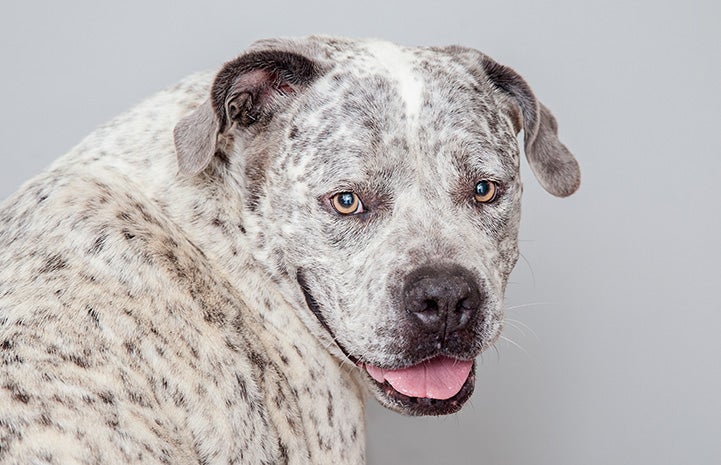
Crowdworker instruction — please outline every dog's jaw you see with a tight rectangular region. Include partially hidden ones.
[296,269,478,416]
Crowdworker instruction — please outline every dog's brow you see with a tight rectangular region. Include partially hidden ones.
[364,40,424,124]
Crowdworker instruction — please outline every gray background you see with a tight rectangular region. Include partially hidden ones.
[2,1,719,464]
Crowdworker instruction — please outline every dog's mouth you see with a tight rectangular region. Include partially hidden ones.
[297,270,476,415]
[361,356,476,416]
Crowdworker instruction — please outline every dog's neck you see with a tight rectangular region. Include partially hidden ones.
[156,160,368,463]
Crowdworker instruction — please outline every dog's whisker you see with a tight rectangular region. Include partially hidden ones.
[504,301,558,311]
[502,319,528,337]
[498,335,528,355]
[490,343,501,363]
[503,318,540,341]
[518,251,537,288]
[506,319,541,341]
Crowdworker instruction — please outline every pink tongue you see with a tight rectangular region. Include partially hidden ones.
[365,356,473,400]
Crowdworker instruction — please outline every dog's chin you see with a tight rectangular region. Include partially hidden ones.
[362,360,476,416]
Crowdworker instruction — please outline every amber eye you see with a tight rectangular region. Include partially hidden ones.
[474,180,498,203]
[331,192,364,215]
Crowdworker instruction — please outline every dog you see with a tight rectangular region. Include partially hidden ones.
[0,36,580,464]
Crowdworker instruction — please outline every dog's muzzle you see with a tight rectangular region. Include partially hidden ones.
[297,265,485,415]
[359,265,482,415]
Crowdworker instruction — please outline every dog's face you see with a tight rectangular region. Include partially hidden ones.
[174,37,580,415]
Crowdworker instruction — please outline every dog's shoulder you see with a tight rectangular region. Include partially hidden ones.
[0,72,296,464]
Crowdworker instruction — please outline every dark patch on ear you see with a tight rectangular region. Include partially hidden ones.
[211,50,321,133]
[481,56,581,197]
[481,58,539,136]
[174,49,321,177]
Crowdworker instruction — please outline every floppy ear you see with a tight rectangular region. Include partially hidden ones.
[481,56,581,197]
[173,99,219,176]
[174,50,321,176]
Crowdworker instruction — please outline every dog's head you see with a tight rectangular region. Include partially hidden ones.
[174,37,580,415]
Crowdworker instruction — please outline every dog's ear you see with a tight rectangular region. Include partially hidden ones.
[174,50,321,176]
[481,56,580,197]
[173,99,219,176]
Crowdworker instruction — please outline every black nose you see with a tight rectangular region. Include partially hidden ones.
[403,265,482,336]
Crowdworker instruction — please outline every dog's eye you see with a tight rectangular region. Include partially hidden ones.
[474,180,498,203]
[331,192,364,215]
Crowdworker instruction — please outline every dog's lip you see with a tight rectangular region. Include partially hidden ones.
[361,355,473,400]
[296,270,360,363]
[364,360,477,415]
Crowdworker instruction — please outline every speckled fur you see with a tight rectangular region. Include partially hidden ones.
[0,36,579,464]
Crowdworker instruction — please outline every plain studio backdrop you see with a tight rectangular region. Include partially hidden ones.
[1,1,719,464]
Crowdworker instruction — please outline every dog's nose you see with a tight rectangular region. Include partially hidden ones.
[403,266,482,336]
